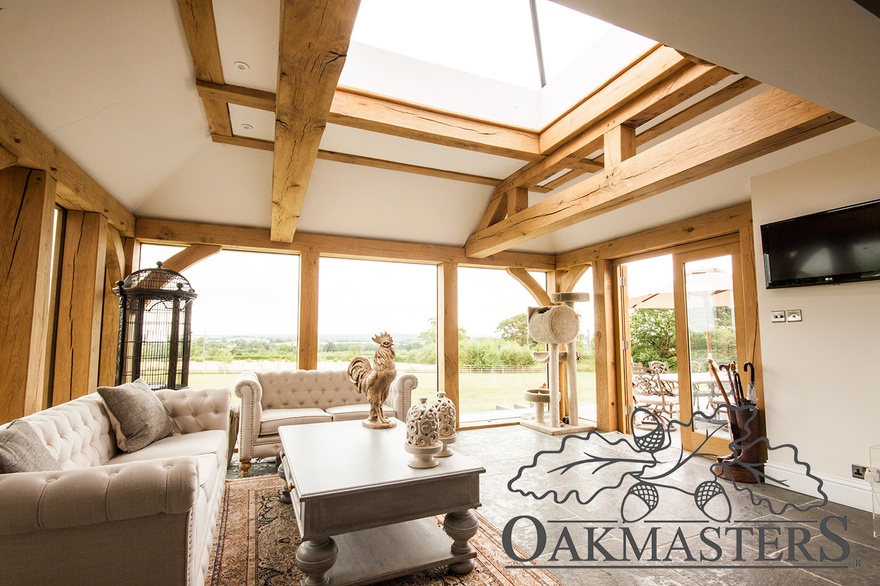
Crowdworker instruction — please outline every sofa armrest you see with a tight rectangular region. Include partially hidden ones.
[156,386,230,434]
[387,373,418,419]
[0,457,199,536]
[234,372,263,462]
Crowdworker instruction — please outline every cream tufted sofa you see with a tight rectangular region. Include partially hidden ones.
[0,387,229,586]
[234,369,417,475]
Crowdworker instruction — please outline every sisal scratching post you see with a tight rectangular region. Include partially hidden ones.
[523,304,593,435]
[552,292,591,426]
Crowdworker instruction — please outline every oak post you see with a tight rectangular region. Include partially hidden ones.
[98,229,126,387]
[593,260,619,431]
[298,251,320,370]
[0,168,55,420]
[604,125,637,167]
[437,262,460,427]
[53,211,107,404]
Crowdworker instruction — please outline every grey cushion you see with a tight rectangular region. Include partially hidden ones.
[0,420,63,473]
[98,379,173,452]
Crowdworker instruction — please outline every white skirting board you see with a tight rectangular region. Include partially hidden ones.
[764,460,873,513]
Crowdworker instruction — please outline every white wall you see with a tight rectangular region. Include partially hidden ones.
[750,136,880,511]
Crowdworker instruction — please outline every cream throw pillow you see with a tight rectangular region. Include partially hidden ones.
[98,379,173,452]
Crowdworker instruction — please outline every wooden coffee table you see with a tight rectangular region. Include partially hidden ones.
[278,419,485,586]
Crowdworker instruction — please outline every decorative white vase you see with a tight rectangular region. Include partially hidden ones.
[429,391,457,457]
[404,397,442,468]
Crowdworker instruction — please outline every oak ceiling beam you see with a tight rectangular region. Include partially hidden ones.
[211,133,504,188]
[635,76,761,148]
[135,217,556,271]
[465,89,850,258]
[329,89,540,160]
[471,62,734,231]
[196,80,275,111]
[271,0,360,243]
[539,45,689,153]
[0,144,17,170]
[315,150,502,187]
[177,0,232,136]
[556,203,752,269]
[0,92,135,236]
[490,61,732,200]
[197,81,540,161]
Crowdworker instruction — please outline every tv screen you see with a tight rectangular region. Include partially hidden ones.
[760,198,880,288]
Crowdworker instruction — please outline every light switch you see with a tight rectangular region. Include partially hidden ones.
[786,309,802,322]
[771,310,786,323]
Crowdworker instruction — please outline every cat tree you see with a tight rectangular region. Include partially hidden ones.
[521,292,592,435]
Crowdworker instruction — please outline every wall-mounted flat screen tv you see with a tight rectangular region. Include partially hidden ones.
[760,198,880,289]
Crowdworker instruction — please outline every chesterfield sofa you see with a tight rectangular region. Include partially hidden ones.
[234,369,417,475]
[0,386,230,586]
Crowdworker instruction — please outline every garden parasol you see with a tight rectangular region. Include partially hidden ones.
[628,268,733,359]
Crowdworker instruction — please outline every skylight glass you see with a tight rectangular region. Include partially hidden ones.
[352,0,541,89]
[344,0,656,128]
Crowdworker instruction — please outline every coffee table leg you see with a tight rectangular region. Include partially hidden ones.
[296,537,338,586]
[278,461,292,504]
[443,509,479,575]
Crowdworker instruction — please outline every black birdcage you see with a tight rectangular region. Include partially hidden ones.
[114,262,197,390]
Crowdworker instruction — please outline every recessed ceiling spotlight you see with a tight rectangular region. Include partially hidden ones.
[233,61,249,71]
[240,123,254,130]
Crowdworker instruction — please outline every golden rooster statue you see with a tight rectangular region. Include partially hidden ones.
[347,332,397,429]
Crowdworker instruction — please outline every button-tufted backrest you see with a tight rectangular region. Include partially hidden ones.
[257,370,364,411]
[156,387,230,434]
[18,394,117,469]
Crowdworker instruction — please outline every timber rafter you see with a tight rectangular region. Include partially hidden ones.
[135,217,556,271]
[466,89,851,258]
[271,0,360,243]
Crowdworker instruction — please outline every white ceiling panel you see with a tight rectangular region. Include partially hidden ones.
[213,0,279,93]
[138,141,273,228]
[319,124,529,179]
[0,0,206,209]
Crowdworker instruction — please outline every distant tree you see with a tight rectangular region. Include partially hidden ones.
[496,313,529,347]
[630,308,677,370]
[418,317,467,345]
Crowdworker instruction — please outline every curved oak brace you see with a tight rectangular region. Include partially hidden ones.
[162,243,222,273]
[506,267,553,306]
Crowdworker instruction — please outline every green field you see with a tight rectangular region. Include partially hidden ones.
[186,368,597,419]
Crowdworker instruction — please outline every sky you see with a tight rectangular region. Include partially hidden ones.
[350,0,617,89]
[138,245,594,340]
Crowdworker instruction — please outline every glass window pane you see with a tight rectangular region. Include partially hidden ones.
[457,267,547,425]
[317,258,437,394]
[685,255,736,436]
[571,268,596,423]
[138,245,300,389]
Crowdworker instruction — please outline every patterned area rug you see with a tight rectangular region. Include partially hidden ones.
[209,475,562,585]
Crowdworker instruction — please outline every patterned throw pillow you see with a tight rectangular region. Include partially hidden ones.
[97,378,173,452]
[0,419,63,473]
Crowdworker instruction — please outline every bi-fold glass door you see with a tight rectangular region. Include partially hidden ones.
[617,237,745,454]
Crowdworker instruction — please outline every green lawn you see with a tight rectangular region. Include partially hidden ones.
[186,368,597,419]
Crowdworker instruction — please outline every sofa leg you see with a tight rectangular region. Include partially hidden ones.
[239,458,251,477]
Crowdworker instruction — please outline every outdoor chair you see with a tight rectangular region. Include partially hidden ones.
[632,362,680,426]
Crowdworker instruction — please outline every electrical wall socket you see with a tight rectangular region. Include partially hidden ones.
[771,310,786,323]
[852,464,867,479]
[786,309,803,322]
